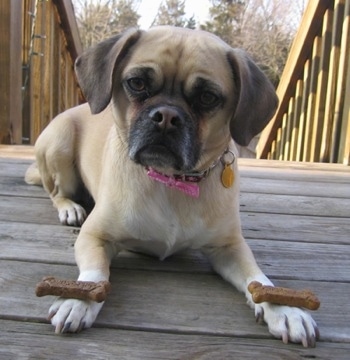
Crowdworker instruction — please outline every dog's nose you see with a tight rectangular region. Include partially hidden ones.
[149,107,182,130]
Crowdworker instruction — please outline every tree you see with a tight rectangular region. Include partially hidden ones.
[73,0,140,49]
[186,15,196,29]
[237,0,299,86]
[201,0,304,86]
[200,0,245,46]
[111,0,141,32]
[152,0,187,27]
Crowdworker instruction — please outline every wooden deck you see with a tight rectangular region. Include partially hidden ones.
[0,146,349,359]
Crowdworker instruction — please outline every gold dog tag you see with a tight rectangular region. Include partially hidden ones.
[221,164,234,188]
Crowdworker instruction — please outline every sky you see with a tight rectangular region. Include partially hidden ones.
[137,0,211,29]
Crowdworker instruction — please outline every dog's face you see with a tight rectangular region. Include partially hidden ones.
[75,27,278,172]
[121,28,240,172]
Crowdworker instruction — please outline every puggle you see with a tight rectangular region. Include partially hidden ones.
[25,26,318,347]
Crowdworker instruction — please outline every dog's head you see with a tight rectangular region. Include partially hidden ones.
[75,26,278,172]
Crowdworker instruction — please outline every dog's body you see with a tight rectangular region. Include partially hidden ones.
[26,26,318,346]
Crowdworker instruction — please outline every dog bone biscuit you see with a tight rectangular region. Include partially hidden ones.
[248,281,320,310]
[35,276,111,303]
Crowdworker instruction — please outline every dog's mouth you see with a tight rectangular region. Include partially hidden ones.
[133,144,184,171]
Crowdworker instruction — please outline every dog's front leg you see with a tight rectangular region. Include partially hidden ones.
[48,220,117,334]
[202,237,319,347]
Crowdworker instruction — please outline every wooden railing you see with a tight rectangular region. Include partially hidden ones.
[0,0,83,145]
[257,0,350,165]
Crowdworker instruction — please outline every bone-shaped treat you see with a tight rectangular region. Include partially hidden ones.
[248,281,320,310]
[35,276,111,303]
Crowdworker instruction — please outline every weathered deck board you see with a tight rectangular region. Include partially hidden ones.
[0,147,349,358]
[2,321,350,360]
[1,221,349,281]
[1,199,349,245]
[2,191,349,224]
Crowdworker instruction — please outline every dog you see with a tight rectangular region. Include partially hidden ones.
[25,26,318,347]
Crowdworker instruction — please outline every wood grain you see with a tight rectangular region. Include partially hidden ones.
[0,153,349,357]
[2,320,350,360]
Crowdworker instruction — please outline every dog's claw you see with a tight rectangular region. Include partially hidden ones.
[63,322,72,333]
[282,331,289,344]
[55,321,64,334]
[301,316,318,348]
[310,334,317,348]
[281,315,289,344]
[255,306,264,323]
[302,336,309,348]
[47,311,55,321]
[77,321,86,333]
[315,325,320,340]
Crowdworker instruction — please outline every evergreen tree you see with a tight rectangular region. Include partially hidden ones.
[186,15,196,29]
[111,0,141,32]
[200,0,245,46]
[152,0,186,27]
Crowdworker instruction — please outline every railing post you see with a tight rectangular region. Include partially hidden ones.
[0,0,23,144]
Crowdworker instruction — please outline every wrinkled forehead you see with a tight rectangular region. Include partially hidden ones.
[123,27,233,88]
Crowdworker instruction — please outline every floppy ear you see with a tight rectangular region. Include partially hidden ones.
[75,28,143,114]
[227,49,278,146]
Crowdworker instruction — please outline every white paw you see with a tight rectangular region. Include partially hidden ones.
[255,303,319,347]
[48,298,103,334]
[58,201,87,226]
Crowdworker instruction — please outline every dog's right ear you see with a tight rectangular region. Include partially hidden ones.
[75,28,143,114]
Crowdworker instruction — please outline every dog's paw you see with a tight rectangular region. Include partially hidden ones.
[255,303,319,347]
[48,298,103,334]
[57,200,87,226]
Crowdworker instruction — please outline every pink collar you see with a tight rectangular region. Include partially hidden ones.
[146,149,234,198]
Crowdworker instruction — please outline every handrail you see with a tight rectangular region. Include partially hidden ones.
[53,0,82,59]
[257,0,350,165]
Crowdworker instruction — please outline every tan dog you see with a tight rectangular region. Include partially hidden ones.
[25,26,318,346]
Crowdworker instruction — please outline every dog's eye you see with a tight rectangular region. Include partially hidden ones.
[199,92,218,106]
[127,78,146,92]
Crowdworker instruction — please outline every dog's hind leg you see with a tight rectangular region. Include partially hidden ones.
[39,155,87,226]
[47,164,87,227]
[34,118,87,227]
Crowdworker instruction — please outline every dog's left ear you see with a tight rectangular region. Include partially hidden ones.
[75,28,143,114]
[227,49,279,146]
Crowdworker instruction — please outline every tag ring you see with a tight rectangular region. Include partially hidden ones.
[221,149,236,166]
